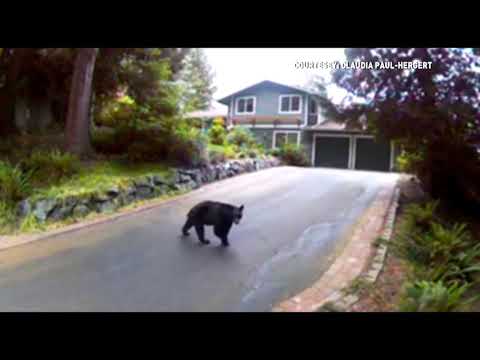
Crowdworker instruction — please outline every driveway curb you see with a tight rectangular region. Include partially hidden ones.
[272,183,400,312]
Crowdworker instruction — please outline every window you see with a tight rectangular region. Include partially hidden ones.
[273,131,300,149]
[235,96,256,115]
[309,99,318,114]
[279,95,302,114]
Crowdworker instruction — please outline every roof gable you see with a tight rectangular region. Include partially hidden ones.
[217,80,315,105]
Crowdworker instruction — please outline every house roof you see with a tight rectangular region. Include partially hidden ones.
[185,101,228,119]
[304,120,367,133]
[217,80,322,105]
[303,120,347,132]
[185,109,227,119]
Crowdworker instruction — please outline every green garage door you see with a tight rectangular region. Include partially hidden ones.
[314,137,350,168]
[355,138,391,172]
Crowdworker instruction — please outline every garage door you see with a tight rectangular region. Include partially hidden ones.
[354,138,391,172]
[314,137,350,168]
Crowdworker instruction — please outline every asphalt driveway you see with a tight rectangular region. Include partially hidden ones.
[0,166,399,311]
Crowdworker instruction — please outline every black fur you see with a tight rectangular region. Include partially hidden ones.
[182,201,244,247]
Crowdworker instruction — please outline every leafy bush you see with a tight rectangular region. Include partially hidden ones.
[416,140,480,212]
[267,148,281,157]
[22,149,81,185]
[248,149,258,159]
[127,140,168,162]
[209,150,226,164]
[208,144,236,164]
[394,201,480,285]
[95,95,138,128]
[226,126,257,148]
[208,117,226,145]
[399,280,477,312]
[396,150,423,173]
[0,161,32,203]
[169,125,208,167]
[0,201,16,234]
[277,143,309,166]
[401,200,439,235]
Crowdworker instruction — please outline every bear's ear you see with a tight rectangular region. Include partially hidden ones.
[239,205,244,211]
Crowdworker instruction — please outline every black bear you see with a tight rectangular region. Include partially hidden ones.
[182,201,244,247]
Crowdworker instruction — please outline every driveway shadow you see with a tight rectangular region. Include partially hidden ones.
[178,234,238,262]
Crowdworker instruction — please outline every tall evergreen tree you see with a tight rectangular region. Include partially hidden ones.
[178,49,216,112]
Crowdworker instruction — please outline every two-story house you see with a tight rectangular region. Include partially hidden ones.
[218,80,397,172]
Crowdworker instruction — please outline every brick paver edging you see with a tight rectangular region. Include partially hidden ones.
[319,187,400,312]
[272,185,400,312]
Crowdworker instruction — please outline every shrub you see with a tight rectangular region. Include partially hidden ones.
[277,143,309,166]
[0,161,32,203]
[208,117,226,145]
[393,203,480,285]
[95,95,137,128]
[209,149,226,164]
[208,144,236,164]
[248,149,258,159]
[0,201,16,234]
[169,125,208,167]
[401,200,439,235]
[399,280,477,312]
[396,150,423,173]
[127,140,168,162]
[23,149,81,185]
[267,148,281,157]
[226,126,257,148]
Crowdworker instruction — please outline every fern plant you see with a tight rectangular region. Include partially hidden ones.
[0,161,32,203]
[399,280,478,312]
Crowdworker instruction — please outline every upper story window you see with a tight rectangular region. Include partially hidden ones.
[279,94,302,114]
[235,96,256,115]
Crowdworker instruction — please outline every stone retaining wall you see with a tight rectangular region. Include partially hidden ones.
[15,157,281,225]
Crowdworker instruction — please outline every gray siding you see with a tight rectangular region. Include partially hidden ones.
[301,131,315,165]
[230,86,307,118]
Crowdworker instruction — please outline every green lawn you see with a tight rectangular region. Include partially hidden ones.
[30,160,173,201]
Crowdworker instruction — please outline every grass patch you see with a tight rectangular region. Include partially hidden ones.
[19,213,46,234]
[0,202,16,235]
[30,160,172,201]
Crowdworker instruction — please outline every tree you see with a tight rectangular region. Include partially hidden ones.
[65,48,99,156]
[0,48,36,135]
[0,48,191,136]
[177,48,216,112]
[325,48,480,210]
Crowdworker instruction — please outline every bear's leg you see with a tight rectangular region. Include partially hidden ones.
[195,224,210,245]
[214,225,230,247]
[182,217,195,236]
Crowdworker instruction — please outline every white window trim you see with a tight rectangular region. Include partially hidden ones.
[272,130,301,149]
[235,96,256,115]
[279,94,303,115]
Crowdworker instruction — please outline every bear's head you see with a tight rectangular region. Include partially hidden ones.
[233,205,244,225]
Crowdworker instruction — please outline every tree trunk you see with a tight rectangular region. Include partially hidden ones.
[0,48,31,136]
[65,48,98,156]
